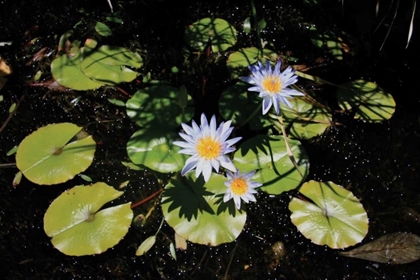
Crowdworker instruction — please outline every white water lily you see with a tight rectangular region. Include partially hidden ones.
[240,59,304,115]
[173,113,241,182]
[223,170,261,210]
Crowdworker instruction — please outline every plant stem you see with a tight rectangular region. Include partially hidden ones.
[276,114,304,177]
[131,188,163,209]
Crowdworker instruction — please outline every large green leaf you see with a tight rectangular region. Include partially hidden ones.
[161,174,246,246]
[289,180,369,249]
[233,135,309,195]
[185,18,237,52]
[271,97,332,140]
[218,82,270,130]
[51,51,104,90]
[44,182,133,256]
[16,123,96,185]
[81,44,143,85]
[337,80,396,122]
[127,128,188,173]
[126,85,193,127]
[226,47,277,78]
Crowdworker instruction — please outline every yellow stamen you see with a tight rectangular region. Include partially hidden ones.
[231,177,248,195]
[262,75,282,94]
[196,136,221,160]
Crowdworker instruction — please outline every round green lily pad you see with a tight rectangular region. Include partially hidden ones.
[51,51,105,90]
[161,174,246,246]
[226,47,277,78]
[44,182,133,256]
[127,128,188,173]
[271,97,332,140]
[337,80,396,122]
[16,123,96,185]
[289,180,369,249]
[233,135,309,195]
[185,18,237,52]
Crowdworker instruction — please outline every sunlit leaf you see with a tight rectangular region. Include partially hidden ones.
[44,182,133,256]
[161,174,246,246]
[16,123,96,185]
[289,180,369,249]
[226,47,277,78]
[185,18,237,52]
[340,232,420,264]
[271,97,332,140]
[127,128,188,173]
[337,80,396,122]
[136,235,156,256]
[233,135,309,195]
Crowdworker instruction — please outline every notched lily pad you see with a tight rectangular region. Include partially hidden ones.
[161,174,246,246]
[337,80,396,122]
[289,180,369,249]
[16,123,96,185]
[185,18,237,52]
[340,232,420,264]
[44,182,133,256]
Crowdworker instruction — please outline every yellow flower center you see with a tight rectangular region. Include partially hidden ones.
[230,177,248,196]
[262,75,282,94]
[196,136,221,160]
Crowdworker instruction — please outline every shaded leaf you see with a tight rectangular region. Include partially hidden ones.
[340,232,420,264]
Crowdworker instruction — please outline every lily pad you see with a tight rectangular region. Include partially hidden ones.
[185,18,237,52]
[127,128,188,173]
[126,85,194,127]
[270,97,332,140]
[80,43,143,85]
[161,174,246,246]
[95,22,112,37]
[233,135,309,195]
[337,80,396,122]
[289,180,369,249]
[44,182,133,256]
[51,51,104,90]
[16,123,96,185]
[218,82,270,130]
[226,47,277,78]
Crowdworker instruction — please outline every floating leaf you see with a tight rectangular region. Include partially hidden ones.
[340,232,420,264]
[233,135,309,195]
[185,18,237,52]
[226,47,277,78]
[16,123,96,185]
[337,80,396,122]
[51,51,104,90]
[309,26,346,60]
[127,128,187,173]
[126,85,193,127]
[169,242,177,260]
[44,182,133,256]
[107,98,126,107]
[289,180,369,249]
[136,235,156,256]
[175,232,187,250]
[80,44,142,85]
[270,97,332,140]
[219,82,270,130]
[161,174,246,246]
[95,22,112,37]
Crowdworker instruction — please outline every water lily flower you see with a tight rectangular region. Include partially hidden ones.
[223,170,261,210]
[240,59,304,115]
[173,113,241,182]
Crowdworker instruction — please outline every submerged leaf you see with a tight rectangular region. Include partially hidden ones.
[340,232,420,264]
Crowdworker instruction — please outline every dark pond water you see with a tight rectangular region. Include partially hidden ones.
[1,0,420,279]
